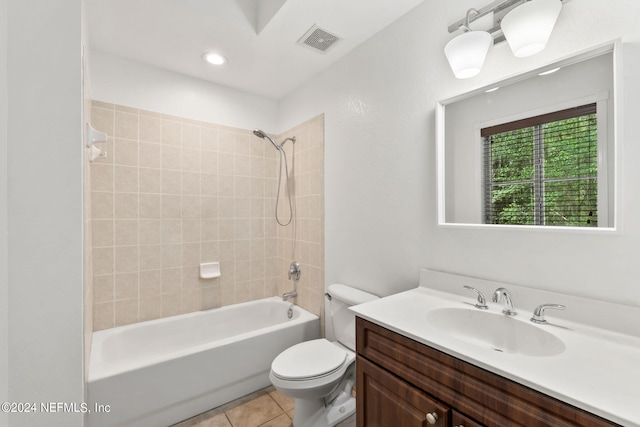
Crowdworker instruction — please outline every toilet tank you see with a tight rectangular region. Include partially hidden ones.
[327,284,378,351]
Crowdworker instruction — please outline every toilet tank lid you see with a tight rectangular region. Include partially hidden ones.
[327,284,378,305]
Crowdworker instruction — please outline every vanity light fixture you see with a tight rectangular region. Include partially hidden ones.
[501,0,562,57]
[444,9,492,79]
[445,0,565,79]
[202,52,228,66]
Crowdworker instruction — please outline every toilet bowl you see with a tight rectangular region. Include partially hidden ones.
[269,284,378,427]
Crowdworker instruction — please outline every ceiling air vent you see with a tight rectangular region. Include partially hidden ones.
[297,24,341,54]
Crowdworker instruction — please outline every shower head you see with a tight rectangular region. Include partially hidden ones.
[253,129,280,150]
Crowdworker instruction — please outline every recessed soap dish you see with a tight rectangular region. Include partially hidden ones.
[200,262,221,279]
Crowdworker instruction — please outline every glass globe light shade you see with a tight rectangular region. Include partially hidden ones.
[444,30,492,79]
[501,0,562,58]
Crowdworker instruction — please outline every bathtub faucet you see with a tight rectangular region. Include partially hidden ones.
[282,291,297,302]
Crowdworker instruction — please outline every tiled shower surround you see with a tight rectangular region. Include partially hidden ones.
[90,101,324,331]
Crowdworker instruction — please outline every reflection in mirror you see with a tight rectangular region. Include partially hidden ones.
[438,46,616,228]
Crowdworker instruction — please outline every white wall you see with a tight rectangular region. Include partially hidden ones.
[0,0,9,424]
[90,51,279,133]
[6,0,84,425]
[278,0,640,306]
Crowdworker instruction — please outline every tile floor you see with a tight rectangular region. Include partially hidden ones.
[172,386,356,427]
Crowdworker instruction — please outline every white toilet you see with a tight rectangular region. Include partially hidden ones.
[270,284,378,427]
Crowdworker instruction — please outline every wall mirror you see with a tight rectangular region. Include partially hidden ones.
[437,43,619,230]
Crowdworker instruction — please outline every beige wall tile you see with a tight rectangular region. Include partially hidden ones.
[139,168,161,194]
[162,195,182,218]
[162,244,182,269]
[139,295,163,322]
[139,269,162,296]
[92,104,324,332]
[182,219,201,242]
[93,247,114,275]
[91,164,114,192]
[115,272,139,300]
[201,173,218,196]
[115,298,139,327]
[91,106,115,135]
[92,192,114,219]
[161,120,181,145]
[115,246,139,273]
[162,292,182,317]
[115,111,138,140]
[139,194,161,218]
[93,274,114,304]
[162,268,182,293]
[182,195,202,218]
[139,141,161,168]
[201,150,217,174]
[140,219,161,244]
[140,245,162,271]
[115,219,139,246]
[139,115,161,142]
[201,126,218,151]
[218,130,235,153]
[162,145,181,170]
[218,152,234,175]
[93,302,114,331]
[115,139,138,166]
[181,124,201,148]
[201,196,218,218]
[162,170,181,194]
[115,193,138,218]
[92,220,114,247]
[182,172,200,195]
[162,219,182,244]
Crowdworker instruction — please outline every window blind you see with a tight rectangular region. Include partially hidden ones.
[483,103,598,226]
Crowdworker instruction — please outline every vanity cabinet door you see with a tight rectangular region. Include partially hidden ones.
[452,411,485,427]
[357,357,450,427]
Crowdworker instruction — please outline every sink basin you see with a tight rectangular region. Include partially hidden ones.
[426,307,565,357]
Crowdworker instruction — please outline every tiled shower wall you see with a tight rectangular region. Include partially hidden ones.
[275,118,325,328]
[90,101,324,331]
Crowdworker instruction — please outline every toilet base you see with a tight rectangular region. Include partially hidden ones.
[292,395,356,427]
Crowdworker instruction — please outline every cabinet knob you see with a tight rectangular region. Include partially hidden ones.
[426,412,439,424]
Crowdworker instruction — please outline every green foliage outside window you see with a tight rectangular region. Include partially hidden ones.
[485,111,598,226]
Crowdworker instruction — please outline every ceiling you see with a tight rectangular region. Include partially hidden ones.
[85,0,424,100]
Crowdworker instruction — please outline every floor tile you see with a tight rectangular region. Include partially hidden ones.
[268,389,294,412]
[224,393,284,427]
[258,413,292,427]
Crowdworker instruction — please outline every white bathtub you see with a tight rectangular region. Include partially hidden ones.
[87,297,319,427]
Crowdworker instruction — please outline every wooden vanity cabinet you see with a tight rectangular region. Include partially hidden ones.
[356,318,620,427]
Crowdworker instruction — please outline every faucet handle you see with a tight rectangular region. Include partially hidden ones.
[463,285,489,310]
[531,303,566,324]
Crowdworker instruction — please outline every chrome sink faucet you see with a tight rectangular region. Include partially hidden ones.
[531,303,565,324]
[492,287,517,316]
[463,285,488,309]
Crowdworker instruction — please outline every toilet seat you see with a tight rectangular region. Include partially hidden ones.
[271,339,347,381]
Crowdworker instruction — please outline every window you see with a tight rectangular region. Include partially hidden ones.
[482,103,598,226]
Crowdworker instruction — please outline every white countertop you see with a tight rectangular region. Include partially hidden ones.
[350,272,640,427]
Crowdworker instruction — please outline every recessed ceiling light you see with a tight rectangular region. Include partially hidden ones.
[202,52,227,65]
[538,67,561,76]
